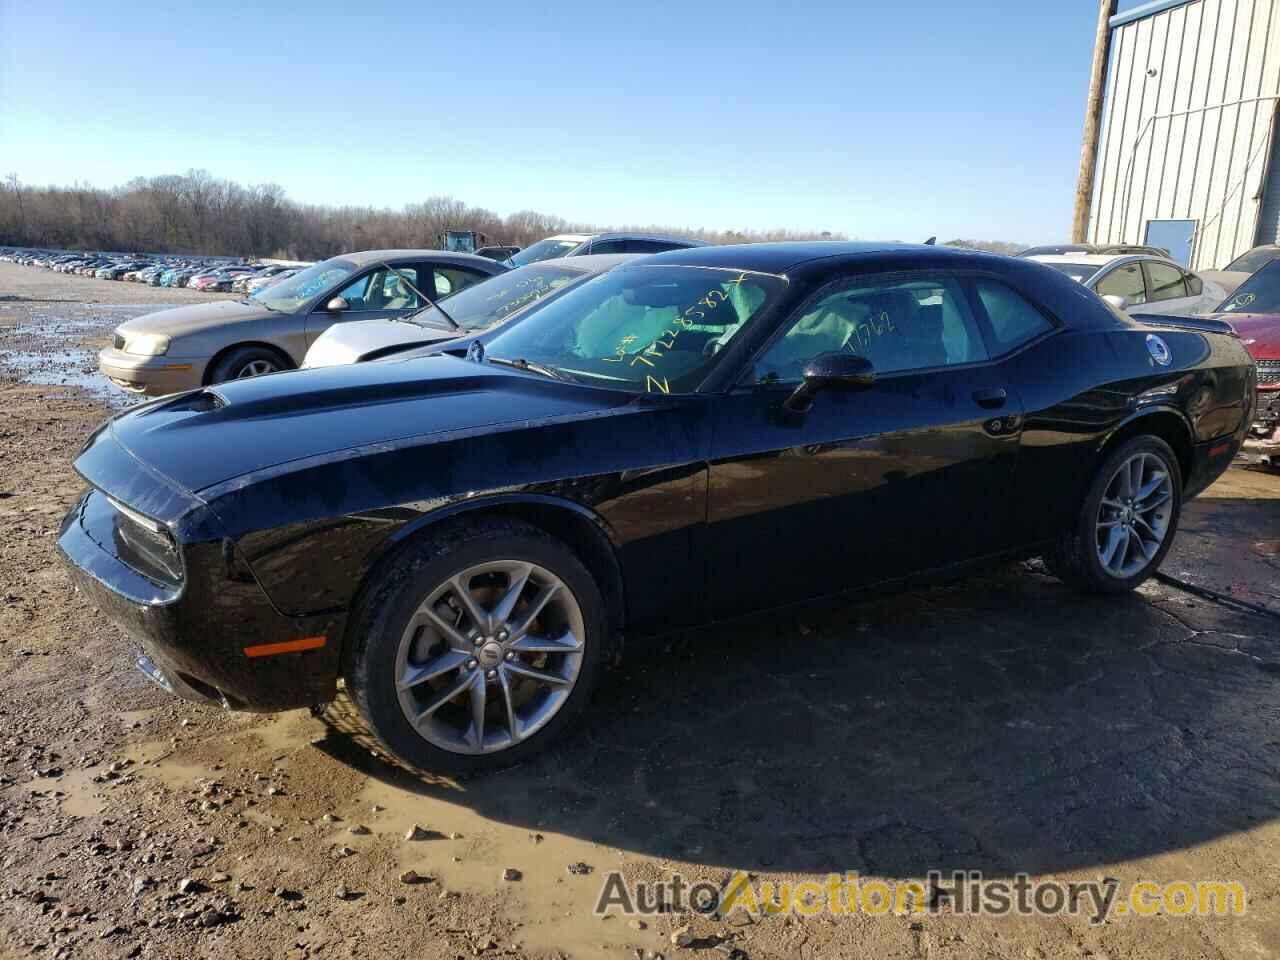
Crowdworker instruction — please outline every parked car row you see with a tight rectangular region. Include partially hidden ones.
[0,247,314,293]
[40,236,1262,777]
[60,233,705,394]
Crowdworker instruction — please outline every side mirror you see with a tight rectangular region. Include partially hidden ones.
[784,352,876,413]
[326,296,350,312]
[1102,293,1130,310]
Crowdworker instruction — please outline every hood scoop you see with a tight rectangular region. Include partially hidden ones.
[164,390,226,413]
[105,354,631,493]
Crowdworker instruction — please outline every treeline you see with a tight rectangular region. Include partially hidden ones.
[0,170,851,260]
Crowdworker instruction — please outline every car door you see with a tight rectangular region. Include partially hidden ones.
[302,263,430,348]
[1140,260,1198,316]
[705,271,1024,618]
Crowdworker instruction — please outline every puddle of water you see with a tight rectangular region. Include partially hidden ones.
[1,344,127,405]
[116,707,159,729]
[356,778,647,958]
[15,316,115,336]
[124,710,658,957]
[28,765,108,819]
[124,710,319,790]
[1,306,160,406]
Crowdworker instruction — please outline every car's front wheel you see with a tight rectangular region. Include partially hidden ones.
[1048,434,1182,593]
[346,518,607,776]
[208,346,286,384]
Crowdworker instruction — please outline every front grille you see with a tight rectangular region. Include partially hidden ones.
[113,333,125,350]
[1258,360,1280,387]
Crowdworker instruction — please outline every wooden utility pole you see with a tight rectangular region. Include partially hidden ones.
[1072,0,1118,242]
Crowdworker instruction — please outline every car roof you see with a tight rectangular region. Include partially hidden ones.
[553,253,643,271]
[541,234,593,243]
[586,232,708,246]
[1028,254,1119,266]
[340,249,499,267]
[1021,243,1095,254]
[1026,253,1176,268]
[640,241,991,274]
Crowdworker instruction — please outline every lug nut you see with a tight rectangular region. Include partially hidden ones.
[505,652,515,662]
[466,659,478,670]
[496,629,509,641]
[486,669,497,680]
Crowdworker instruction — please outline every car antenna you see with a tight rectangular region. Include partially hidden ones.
[923,236,937,246]
[382,262,459,329]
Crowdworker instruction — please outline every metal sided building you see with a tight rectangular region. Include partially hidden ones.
[1088,0,1280,269]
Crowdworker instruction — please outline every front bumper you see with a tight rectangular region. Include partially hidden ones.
[98,346,207,396]
[57,487,345,712]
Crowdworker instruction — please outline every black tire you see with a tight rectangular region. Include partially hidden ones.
[1047,434,1183,593]
[208,346,287,384]
[346,518,608,777]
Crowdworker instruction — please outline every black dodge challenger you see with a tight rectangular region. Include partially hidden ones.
[58,243,1256,774]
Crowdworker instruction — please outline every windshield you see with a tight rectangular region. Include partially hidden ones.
[1041,261,1100,284]
[1224,248,1280,275]
[255,257,359,313]
[507,238,584,268]
[1217,261,1280,314]
[407,263,585,331]
[483,265,784,394]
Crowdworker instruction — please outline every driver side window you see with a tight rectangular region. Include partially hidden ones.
[755,275,988,382]
[334,267,424,312]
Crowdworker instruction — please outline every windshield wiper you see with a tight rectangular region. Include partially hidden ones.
[486,356,572,382]
[242,297,277,312]
[397,303,459,329]
[382,262,459,330]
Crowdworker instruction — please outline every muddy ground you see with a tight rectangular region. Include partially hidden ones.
[1,261,1279,960]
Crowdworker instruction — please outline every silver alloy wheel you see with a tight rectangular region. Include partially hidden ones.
[394,559,585,755]
[236,359,277,378]
[1095,452,1174,578]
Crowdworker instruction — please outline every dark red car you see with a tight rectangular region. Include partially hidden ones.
[1214,260,1280,465]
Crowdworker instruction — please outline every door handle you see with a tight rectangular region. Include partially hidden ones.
[973,388,1007,410]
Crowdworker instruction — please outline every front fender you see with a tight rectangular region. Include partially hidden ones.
[213,401,709,624]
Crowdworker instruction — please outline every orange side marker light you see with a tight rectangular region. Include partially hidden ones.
[243,636,327,658]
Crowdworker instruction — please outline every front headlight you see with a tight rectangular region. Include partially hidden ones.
[122,333,171,357]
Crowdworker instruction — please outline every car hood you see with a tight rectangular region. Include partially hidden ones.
[119,299,273,335]
[1212,312,1280,359]
[103,354,635,494]
[303,317,460,368]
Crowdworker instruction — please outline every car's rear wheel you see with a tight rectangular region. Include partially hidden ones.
[1047,434,1182,593]
[346,518,607,776]
[208,346,286,384]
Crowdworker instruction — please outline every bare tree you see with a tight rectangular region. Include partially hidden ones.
[0,171,891,257]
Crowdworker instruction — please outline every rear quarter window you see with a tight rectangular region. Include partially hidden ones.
[974,280,1054,352]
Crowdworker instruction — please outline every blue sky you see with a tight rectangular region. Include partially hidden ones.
[0,0,1150,243]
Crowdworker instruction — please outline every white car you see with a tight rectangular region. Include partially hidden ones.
[504,232,707,268]
[302,254,639,369]
[1028,254,1226,316]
